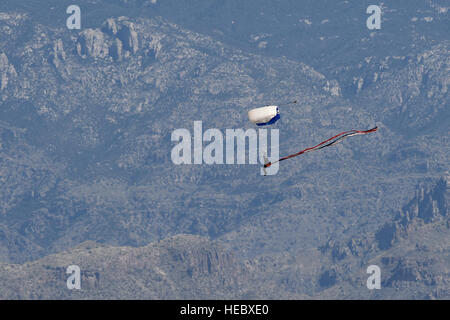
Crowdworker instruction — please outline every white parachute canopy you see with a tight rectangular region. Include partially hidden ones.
[247,100,297,126]
[247,105,280,126]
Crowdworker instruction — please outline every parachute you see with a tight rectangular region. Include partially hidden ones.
[248,100,297,126]
[248,105,280,126]
[246,101,378,174]
[263,127,378,172]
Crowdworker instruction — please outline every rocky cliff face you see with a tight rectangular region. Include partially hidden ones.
[76,18,139,61]
[316,178,449,299]
[376,178,448,249]
[0,52,17,93]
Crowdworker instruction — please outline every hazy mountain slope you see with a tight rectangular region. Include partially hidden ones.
[241,177,449,299]
[0,12,350,262]
[0,1,448,299]
[0,178,447,299]
[0,234,250,299]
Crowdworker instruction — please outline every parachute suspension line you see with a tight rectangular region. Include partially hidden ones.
[264,126,378,168]
[277,100,298,107]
